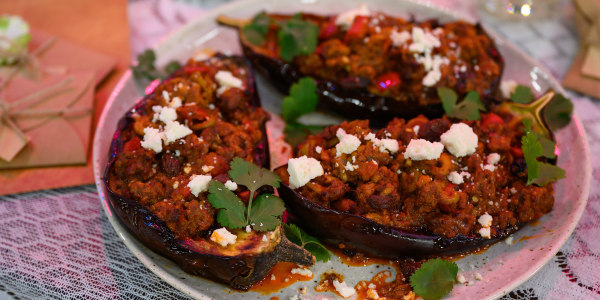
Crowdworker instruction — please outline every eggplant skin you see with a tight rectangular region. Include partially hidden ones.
[279,183,519,258]
[103,56,313,290]
[240,20,504,126]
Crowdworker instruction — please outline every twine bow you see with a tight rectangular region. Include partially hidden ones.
[0,37,92,162]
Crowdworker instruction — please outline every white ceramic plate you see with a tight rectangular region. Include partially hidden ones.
[93,0,591,299]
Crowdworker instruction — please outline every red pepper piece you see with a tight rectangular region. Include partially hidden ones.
[183,65,209,75]
[511,146,524,158]
[375,72,402,92]
[344,16,369,42]
[319,18,338,39]
[481,113,504,127]
[123,137,141,152]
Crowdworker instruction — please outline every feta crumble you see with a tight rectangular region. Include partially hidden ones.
[187,174,212,197]
[447,171,464,185]
[287,156,324,189]
[163,121,192,144]
[390,30,411,47]
[457,274,466,284]
[224,180,238,191]
[505,235,514,245]
[333,279,356,298]
[478,213,493,228]
[159,107,177,123]
[335,128,361,157]
[290,267,313,277]
[487,153,501,165]
[201,165,214,173]
[344,162,359,171]
[365,132,399,154]
[500,80,517,99]
[335,3,370,28]
[315,146,322,154]
[478,227,491,239]
[403,139,444,161]
[141,127,163,153]
[210,227,237,247]
[440,123,478,157]
[215,70,243,96]
[413,125,420,135]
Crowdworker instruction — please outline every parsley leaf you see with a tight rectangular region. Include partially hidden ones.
[278,14,319,61]
[410,259,458,300]
[248,194,286,231]
[438,87,486,121]
[521,120,565,186]
[207,180,247,229]
[132,49,182,85]
[207,158,285,231]
[242,12,271,46]
[282,77,319,122]
[510,84,534,104]
[284,223,330,262]
[228,157,281,193]
[544,93,573,131]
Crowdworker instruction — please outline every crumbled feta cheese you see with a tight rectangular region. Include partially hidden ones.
[413,125,420,135]
[487,153,500,165]
[440,123,478,157]
[510,187,517,194]
[478,227,491,239]
[141,127,163,153]
[500,80,517,99]
[210,227,237,247]
[290,267,313,277]
[457,274,466,284]
[245,225,251,233]
[183,165,192,174]
[335,3,370,28]
[169,96,182,108]
[262,234,268,242]
[172,181,179,189]
[163,121,192,144]
[408,27,441,53]
[187,174,212,197]
[162,90,170,102]
[367,287,379,299]
[483,164,496,172]
[403,139,444,161]
[335,128,361,156]
[201,165,214,173]
[225,180,238,191]
[315,146,322,154]
[390,30,411,47]
[478,213,493,228]
[271,274,276,281]
[368,283,376,289]
[159,107,178,123]
[460,65,467,72]
[215,70,243,96]
[474,272,483,281]
[505,235,514,245]
[344,162,358,171]
[333,279,356,298]
[287,156,324,188]
[151,105,163,122]
[447,171,464,184]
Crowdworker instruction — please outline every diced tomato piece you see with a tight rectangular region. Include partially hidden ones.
[344,16,369,42]
[319,18,338,39]
[511,146,524,158]
[375,72,402,92]
[481,113,504,127]
[123,137,142,152]
[183,65,209,75]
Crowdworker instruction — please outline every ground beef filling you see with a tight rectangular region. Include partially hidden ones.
[261,12,501,106]
[278,114,554,238]
[108,57,269,239]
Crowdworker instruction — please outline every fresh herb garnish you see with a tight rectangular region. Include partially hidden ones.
[132,49,182,82]
[409,259,458,300]
[507,85,573,131]
[521,119,565,186]
[278,14,319,61]
[281,77,325,146]
[438,87,486,121]
[282,77,319,121]
[242,12,271,46]
[284,223,330,262]
[510,84,534,104]
[207,158,285,231]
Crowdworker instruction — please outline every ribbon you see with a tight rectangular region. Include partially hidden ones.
[0,37,92,162]
[574,0,600,80]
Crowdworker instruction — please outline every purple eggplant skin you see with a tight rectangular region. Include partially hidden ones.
[240,20,503,126]
[278,182,518,258]
[103,55,313,291]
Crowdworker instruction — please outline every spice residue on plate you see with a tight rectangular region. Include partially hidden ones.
[250,262,313,294]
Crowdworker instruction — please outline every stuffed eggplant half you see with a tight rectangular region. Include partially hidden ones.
[104,54,313,290]
[275,111,555,258]
[236,5,503,123]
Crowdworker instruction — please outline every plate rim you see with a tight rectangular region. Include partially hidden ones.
[93,0,592,299]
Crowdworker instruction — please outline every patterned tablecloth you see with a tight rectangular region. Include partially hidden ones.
[1,0,599,299]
